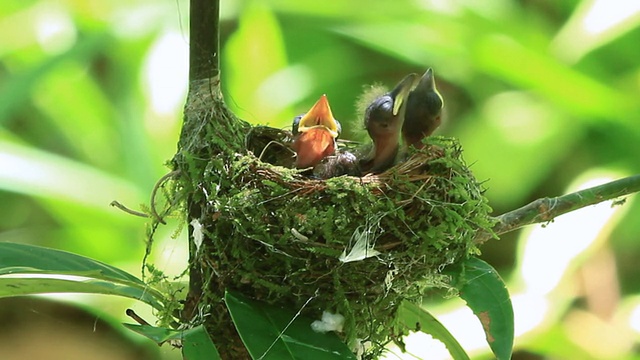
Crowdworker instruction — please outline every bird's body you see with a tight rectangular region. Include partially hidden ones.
[402,68,443,149]
[312,150,360,179]
[360,73,418,174]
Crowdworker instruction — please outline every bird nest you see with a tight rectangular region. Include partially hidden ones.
[194,133,493,357]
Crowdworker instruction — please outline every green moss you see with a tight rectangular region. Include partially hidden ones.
[172,128,494,357]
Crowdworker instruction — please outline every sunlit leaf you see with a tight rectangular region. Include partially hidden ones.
[267,1,417,20]
[0,141,142,210]
[0,34,106,124]
[334,21,468,71]
[473,34,636,121]
[395,300,470,360]
[525,324,598,360]
[552,1,640,62]
[224,2,293,124]
[0,242,141,282]
[0,1,38,18]
[33,61,116,167]
[456,92,579,206]
[449,257,514,360]
[336,17,640,126]
[225,290,356,360]
[0,242,165,310]
[0,277,162,309]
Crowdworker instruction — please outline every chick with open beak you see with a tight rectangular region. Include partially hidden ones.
[291,95,341,169]
[360,73,418,174]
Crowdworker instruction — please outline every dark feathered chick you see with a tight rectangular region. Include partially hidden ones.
[360,73,418,174]
[402,68,444,149]
[312,151,360,179]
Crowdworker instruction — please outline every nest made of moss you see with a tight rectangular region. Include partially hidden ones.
[193,135,493,358]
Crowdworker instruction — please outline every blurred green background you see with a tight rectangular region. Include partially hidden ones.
[1,0,640,359]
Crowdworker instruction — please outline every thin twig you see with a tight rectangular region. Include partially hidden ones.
[474,174,640,244]
[125,308,151,326]
[149,170,181,225]
[110,201,149,218]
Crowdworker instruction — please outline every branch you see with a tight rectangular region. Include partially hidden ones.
[189,0,220,81]
[179,0,221,322]
[474,174,640,244]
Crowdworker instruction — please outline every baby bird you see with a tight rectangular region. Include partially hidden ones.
[360,73,418,174]
[291,94,341,169]
[402,68,444,149]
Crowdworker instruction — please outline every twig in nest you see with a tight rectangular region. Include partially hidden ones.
[149,170,181,225]
[258,140,295,162]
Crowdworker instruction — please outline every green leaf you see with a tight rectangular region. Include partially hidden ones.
[0,277,162,309]
[450,257,514,360]
[0,141,142,211]
[0,33,106,124]
[0,242,165,310]
[395,300,470,360]
[182,324,222,360]
[224,2,294,125]
[552,0,640,63]
[225,291,356,360]
[472,35,636,121]
[124,323,221,360]
[0,242,142,283]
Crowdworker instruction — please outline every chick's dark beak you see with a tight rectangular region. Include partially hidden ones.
[402,68,444,149]
[292,95,341,169]
[362,73,417,173]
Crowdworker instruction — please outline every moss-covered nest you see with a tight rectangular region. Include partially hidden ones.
[191,133,493,357]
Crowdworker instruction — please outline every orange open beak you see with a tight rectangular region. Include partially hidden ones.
[292,95,340,169]
[295,94,340,138]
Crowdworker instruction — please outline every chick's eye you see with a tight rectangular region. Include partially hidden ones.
[379,99,393,113]
[291,114,304,134]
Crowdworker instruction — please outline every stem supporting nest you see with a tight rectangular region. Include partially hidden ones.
[474,174,640,243]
